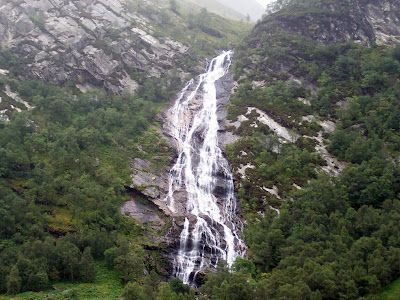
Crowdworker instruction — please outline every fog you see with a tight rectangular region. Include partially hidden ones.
[213,0,265,20]
[255,0,277,5]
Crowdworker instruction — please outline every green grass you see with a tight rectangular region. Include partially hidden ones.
[370,278,400,300]
[0,262,124,300]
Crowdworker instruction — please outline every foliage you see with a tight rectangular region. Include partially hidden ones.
[201,263,255,300]
[0,73,169,295]
[151,2,250,57]
[370,277,400,300]
[122,278,194,300]
[0,262,124,299]
[6,266,21,295]
[202,173,400,299]
[221,6,400,300]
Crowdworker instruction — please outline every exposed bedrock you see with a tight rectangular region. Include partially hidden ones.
[0,0,191,93]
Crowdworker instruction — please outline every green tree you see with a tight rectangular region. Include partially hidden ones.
[80,247,96,282]
[27,270,49,292]
[104,246,119,268]
[6,265,21,295]
[56,240,81,281]
[202,263,254,300]
[169,278,190,295]
[156,283,178,300]
[123,282,147,300]
[115,250,145,283]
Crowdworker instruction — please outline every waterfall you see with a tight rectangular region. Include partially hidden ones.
[165,51,245,284]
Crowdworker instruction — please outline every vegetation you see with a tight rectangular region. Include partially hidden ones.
[0,54,179,297]
[124,0,250,61]
[0,262,123,300]
[0,0,252,297]
[371,277,400,300]
[213,1,400,297]
[205,45,400,298]
[1,0,400,299]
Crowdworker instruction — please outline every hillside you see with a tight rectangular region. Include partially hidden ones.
[0,0,400,299]
[201,0,400,299]
[0,0,249,92]
[180,0,246,21]
[181,0,265,21]
[0,0,250,120]
[0,0,250,298]
[214,0,265,20]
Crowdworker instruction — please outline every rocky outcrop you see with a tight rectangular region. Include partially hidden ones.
[0,82,33,122]
[260,0,400,46]
[130,158,168,199]
[128,158,174,216]
[239,0,400,82]
[0,0,190,93]
[121,196,165,228]
[216,73,240,149]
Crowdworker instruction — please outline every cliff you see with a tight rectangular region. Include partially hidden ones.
[237,0,400,81]
[0,0,194,93]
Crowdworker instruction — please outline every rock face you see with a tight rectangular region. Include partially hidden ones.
[241,0,400,82]
[0,0,190,93]
[261,0,400,46]
[215,73,240,149]
[121,196,165,228]
[130,158,167,199]
[129,158,174,216]
[0,82,33,121]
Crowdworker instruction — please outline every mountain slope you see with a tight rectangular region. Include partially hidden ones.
[198,0,400,299]
[180,0,266,21]
[216,0,265,20]
[0,0,249,94]
[0,0,250,122]
[180,0,246,21]
[0,0,250,298]
[236,0,400,83]
[0,0,186,94]
[1,0,400,299]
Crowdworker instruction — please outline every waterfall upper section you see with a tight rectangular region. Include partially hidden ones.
[165,51,245,285]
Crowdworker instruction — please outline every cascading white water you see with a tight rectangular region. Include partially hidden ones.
[165,51,245,284]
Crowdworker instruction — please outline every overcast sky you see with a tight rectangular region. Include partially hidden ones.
[255,0,276,6]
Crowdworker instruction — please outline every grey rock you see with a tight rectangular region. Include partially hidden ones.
[264,0,400,46]
[237,0,400,102]
[0,0,191,93]
[129,157,180,219]
[215,73,240,149]
[121,198,165,227]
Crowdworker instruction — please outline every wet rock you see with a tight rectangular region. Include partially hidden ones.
[216,72,240,149]
[129,157,188,218]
